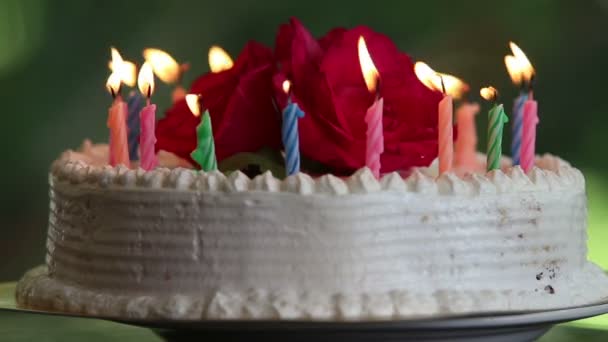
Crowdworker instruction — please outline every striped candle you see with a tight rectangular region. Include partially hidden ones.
[191,110,218,171]
[520,93,539,173]
[126,91,144,161]
[139,102,158,171]
[107,96,130,167]
[281,99,305,175]
[510,92,528,165]
[365,97,384,178]
[486,103,509,171]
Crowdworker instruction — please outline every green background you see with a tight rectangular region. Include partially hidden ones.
[1,0,608,337]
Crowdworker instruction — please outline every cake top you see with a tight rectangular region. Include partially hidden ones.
[98,18,542,180]
[53,141,583,196]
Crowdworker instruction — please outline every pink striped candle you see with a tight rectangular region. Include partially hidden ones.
[520,92,538,173]
[139,101,157,170]
[137,62,158,171]
[358,36,383,178]
[365,97,384,178]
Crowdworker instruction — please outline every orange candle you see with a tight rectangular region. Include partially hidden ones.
[414,62,471,175]
[454,102,480,171]
[437,78,453,174]
[106,72,130,167]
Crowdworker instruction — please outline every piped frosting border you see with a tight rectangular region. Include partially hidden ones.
[51,152,584,196]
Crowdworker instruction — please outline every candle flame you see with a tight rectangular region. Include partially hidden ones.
[208,45,234,73]
[282,80,291,94]
[143,48,180,84]
[185,94,201,117]
[504,42,535,85]
[137,62,155,98]
[357,36,379,93]
[106,72,122,97]
[108,47,137,87]
[480,86,498,101]
[414,61,469,99]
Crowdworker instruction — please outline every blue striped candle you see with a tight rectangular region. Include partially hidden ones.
[126,90,145,161]
[511,92,528,165]
[281,99,305,176]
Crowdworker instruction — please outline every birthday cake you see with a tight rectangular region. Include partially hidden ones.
[16,19,608,320]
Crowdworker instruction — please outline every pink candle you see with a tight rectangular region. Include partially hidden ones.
[438,94,453,174]
[107,96,129,167]
[137,62,158,171]
[139,101,158,170]
[358,36,384,178]
[520,92,539,173]
[454,102,480,172]
[365,97,384,178]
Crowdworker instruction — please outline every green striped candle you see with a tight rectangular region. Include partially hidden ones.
[481,87,509,171]
[186,94,218,172]
[191,110,218,171]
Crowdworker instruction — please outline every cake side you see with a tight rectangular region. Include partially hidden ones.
[15,153,608,320]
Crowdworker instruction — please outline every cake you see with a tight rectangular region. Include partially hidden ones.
[15,18,608,321]
[15,144,608,320]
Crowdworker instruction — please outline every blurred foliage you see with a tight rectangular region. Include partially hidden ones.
[0,0,607,280]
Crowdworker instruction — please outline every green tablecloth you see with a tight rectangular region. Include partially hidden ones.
[2,282,607,342]
[2,311,608,342]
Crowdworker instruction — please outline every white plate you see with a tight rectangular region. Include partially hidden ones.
[2,282,607,342]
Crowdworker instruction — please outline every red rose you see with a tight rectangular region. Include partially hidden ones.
[274,18,442,174]
[156,41,282,166]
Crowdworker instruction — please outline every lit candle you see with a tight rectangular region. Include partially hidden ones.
[358,36,383,179]
[437,76,453,174]
[480,86,509,171]
[108,47,143,161]
[281,80,305,175]
[137,62,158,171]
[505,42,535,165]
[143,48,189,103]
[106,72,130,167]
[520,88,539,173]
[414,61,474,173]
[186,94,217,171]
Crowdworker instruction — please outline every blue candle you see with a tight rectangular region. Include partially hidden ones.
[126,90,145,161]
[511,91,528,165]
[282,98,305,176]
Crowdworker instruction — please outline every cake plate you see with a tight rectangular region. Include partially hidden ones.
[2,282,608,342]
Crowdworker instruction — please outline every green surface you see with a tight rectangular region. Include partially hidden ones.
[1,310,607,342]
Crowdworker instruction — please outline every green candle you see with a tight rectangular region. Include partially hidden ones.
[191,110,217,171]
[481,87,509,171]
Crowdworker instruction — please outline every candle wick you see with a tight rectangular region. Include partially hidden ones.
[493,88,500,104]
[519,72,526,92]
[270,96,281,117]
[197,95,203,115]
[147,85,152,99]
[438,74,446,95]
[375,78,382,101]
[528,74,535,96]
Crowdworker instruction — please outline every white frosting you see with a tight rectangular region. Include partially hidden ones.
[16,145,608,320]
